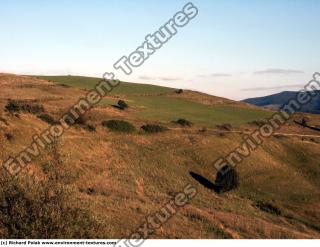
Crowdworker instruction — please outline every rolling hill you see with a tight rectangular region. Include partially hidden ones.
[35,75,271,127]
[243,91,320,114]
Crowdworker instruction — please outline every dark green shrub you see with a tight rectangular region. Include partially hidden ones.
[175,118,193,127]
[141,124,168,133]
[102,120,136,133]
[58,83,71,88]
[5,133,13,141]
[86,188,96,195]
[63,113,76,126]
[175,89,183,94]
[83,124,96,132]
[217,132,225,137]
[216,123,232,131]
[27,104,44,114]
[207,225,233,239]
[5,100,20,112]
[215,165,239,193]
[63,114,94,132]
[5,100,44,114]
[301,117,308,127]
[74,115,87,125]
[37,114,59,125]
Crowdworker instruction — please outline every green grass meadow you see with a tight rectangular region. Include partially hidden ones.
[37,75,271,126]
[128,95,271,126]
[37,75,175,95]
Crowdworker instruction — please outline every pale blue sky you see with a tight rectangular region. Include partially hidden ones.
[1,0,319,100]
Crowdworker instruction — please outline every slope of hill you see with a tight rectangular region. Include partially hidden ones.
[36,75,176,95]
[1,74,320,239]
[243,91,320,114]
[35,75,271,127]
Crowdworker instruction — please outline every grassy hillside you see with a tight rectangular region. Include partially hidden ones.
[36,75,175,95]
[36,75,272,127]
[125,96,270,126]
[1,74,320,238]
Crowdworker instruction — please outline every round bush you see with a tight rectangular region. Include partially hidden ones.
[215,165,239,193]
[102,120,136,133]
[141,124,168,133]
[175,118,193,127]
[118,100,128,110]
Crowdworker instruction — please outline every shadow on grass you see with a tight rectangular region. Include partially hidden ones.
[111,104,124,110]
[189,171,220,193]
[294,120,320,132]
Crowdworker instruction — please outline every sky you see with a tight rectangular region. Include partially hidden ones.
[1,0,319,100]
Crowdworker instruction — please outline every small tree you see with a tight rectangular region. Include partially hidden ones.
[215,165,239,193]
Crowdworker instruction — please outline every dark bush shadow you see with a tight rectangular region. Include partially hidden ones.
[189,171,220,193]
[111,104,124,110]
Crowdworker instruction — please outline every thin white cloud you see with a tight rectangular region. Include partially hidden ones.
[242,84,305,91]
[199,73,232,78]
[138,75,155,80]
[158,76,182,81]
[254,69,304,75]
[138,75,183,81]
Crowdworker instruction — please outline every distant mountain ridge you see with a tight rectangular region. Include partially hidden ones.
[242,90,320,114]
